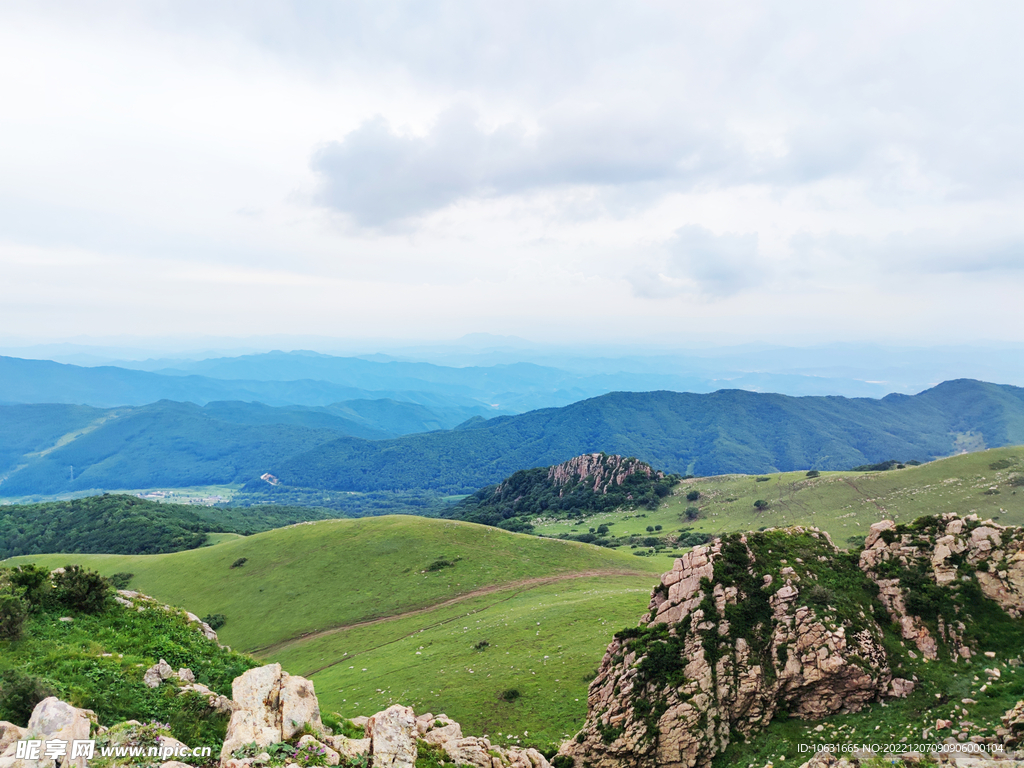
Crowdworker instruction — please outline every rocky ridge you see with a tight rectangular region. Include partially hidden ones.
[561,514,1024,768]
[544,454,663,496]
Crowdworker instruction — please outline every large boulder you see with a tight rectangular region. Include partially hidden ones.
[0,698,94,768]
[143,659,175,688]
[366,705,417,768]
[220,665,324,764]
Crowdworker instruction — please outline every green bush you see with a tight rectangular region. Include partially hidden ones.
[552,756,574,768]
[686,490,700,501]
[0,669,57,724]
[805,470,820,478]
[684,506,701,521]
[51,565,110,613]
[203,613,227,630]
[109,573,135,590]
[753,499,769,510]
[230,558,248,569]
[499,688,521,702]
[0,593,29,639]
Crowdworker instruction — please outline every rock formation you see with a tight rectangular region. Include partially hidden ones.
[561,528,896,768]
[545,454,663,495]
[561,515,1024,768]
[0,698,96,768]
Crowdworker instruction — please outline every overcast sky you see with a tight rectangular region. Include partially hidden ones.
[2,1,1023,348]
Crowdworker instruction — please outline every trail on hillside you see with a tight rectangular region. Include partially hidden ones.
[254,568,656,658]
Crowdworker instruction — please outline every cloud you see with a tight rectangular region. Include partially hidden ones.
[311,103,738,226]
[630,226,764,299]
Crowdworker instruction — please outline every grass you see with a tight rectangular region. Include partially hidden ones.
[273,576,658,750]
[533,446,1024,548]
[5,516,664,652]
[3,516,664,752]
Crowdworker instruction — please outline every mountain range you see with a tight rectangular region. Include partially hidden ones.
[2,378,1023,499]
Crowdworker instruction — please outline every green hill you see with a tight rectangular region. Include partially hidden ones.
[2,516,666,746]
[268,379,1024,494]
[449,453,680,533]
[531,445,1024,552]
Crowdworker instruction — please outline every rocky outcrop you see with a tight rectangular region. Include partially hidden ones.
[562,528,893,768]
[217,668,548,768]
[1005,699,1024,746]
[366,706,417,768]
[546,454,663,495]
[220,664,324,763]
[144,659,176,688]
[860,514,1024,660]
[0,698,95,768]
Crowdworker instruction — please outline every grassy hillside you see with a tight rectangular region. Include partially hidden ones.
[0,568,254,743]
[2,517,664,652]
[2,517,664,748]
[270,380,1024,494]
[532,445,1024,550]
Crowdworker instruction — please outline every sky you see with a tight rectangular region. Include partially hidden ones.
[2,1,1023,348]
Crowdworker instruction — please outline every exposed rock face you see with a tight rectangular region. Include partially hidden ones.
[563,528,895,768]
[1005,699,1024,746]
[563,515,1024,768]
[366,705,417,768]
[545,454,662,495]
[0,698,95,768]
[220,664,323,763]
[860,514,1024,660]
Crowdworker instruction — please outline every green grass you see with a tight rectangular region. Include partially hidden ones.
[534,446,1024,548]
[3,516,664,653]
[0,594,254,744]
[273,576,657,751]
[3,516,665,751]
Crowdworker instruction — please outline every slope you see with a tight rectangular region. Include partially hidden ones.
[270,380,1024,493]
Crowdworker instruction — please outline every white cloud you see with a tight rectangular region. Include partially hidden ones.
[0,1,1023,345]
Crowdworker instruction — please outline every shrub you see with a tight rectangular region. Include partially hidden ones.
[7,565,50,609]
[686,490,700,501]
[473,640,489,651]
[646,526,654,532]
[684,506,701,521]
[0,669,57,724]
[753,499,769,510]
[499,688,521,702]
[203,613,227,630]
[108,573,135,589]
[416,740,447,768]
[596,524,609,535]
[808,585,834,605]
[52,565,110,613]
[805,470,820,478]
[552,756,575,768]
[230,558,248,569]
[755,476,770,482]
[654,525,662,531]
[0,593,29,639]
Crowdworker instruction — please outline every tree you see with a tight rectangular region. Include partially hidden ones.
[686,490,701,502]
[753,499,769,510]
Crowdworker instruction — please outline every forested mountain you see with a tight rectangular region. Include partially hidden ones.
[0,494,346,558]
[268,379,1024,493]
[3,379,1024,499]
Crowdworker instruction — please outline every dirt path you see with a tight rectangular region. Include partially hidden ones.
[253,568,655,657]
